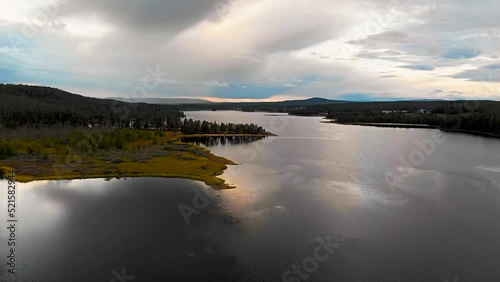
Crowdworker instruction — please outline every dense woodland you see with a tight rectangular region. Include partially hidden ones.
[289,101,495,116]
[0,85,269,135]
[0,85,271,158]
[321,101,500,135]
[180,118,268,135]
[0,84,182,129]
[0,84,271,163]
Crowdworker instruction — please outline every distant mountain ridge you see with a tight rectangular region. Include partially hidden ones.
[277,97,346,106]
[111,97,344,106]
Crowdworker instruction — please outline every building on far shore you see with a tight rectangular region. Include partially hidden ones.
[382,110,410,114]
[417,109,430,114]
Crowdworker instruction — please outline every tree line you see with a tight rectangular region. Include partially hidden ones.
[325,101,500,135]
[291,100,500,117]
[0,85,272,135]
[180,119,268,135]
[0,84,182,129]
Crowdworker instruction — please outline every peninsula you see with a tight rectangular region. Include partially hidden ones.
[0,130,274,189]
[0,84,274,189]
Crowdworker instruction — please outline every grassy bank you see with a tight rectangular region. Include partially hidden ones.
[0,129,239,189]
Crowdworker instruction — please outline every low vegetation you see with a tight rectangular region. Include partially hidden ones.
[0,128,237,189]
[0,85,277,188]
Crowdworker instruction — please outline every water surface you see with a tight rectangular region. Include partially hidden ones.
[1,111,500,281]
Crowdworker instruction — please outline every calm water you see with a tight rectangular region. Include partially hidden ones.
[1,111,500,281]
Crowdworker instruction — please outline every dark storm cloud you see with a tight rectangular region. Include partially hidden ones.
[53,0,233,33]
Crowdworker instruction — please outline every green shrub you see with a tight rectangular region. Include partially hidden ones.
[0,143,14,159]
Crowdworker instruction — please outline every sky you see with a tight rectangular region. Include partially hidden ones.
[0,0,499,101]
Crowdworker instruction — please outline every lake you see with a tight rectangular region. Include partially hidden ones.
[1,111,500,281]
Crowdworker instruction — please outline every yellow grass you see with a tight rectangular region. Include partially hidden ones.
[0,130,238,189]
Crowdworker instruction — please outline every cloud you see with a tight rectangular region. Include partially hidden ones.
[356,49,404,59]
[205,81,229,87]
[52,0,228,34]
[400,64,435,71]
[450,63,500,82]
[382,50,403,56]
[337,93,412,102]
[442,47,481,59]
[348,31,409,46]
[484,63,500,70]
[0,0,499,100]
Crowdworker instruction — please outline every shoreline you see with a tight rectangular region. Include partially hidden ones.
[9,173,236,190]
[439,128,500,139]
[180,133,276,138]
[2,161,237,190]
[0,131,261,190]
[328,122,437,129]
[327,121,500,139]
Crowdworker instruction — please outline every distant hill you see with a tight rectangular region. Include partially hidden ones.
[278,97,346,106]
[112,97,341,107]
[288,100,500,117]
[112,97,213,105]
[178,97,346,112]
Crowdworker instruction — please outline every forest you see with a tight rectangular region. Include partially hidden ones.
[3,84,500,137]
[0,84,269,135]
[0,84,182,129]
[180,119,268,135]
[289,100,497,116]
[322,101,500,135]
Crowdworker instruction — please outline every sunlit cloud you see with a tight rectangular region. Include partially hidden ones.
[0,0,499,100]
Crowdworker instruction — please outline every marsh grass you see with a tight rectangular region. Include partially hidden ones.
[0,129,237,189]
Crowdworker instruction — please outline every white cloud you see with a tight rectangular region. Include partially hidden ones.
[0,0,499,100]
[205,81,229,87]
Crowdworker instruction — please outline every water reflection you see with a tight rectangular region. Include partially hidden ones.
[185,111,500,282]
[180,136,266,146]
[0,178,243,282]
[2,111,500,281]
